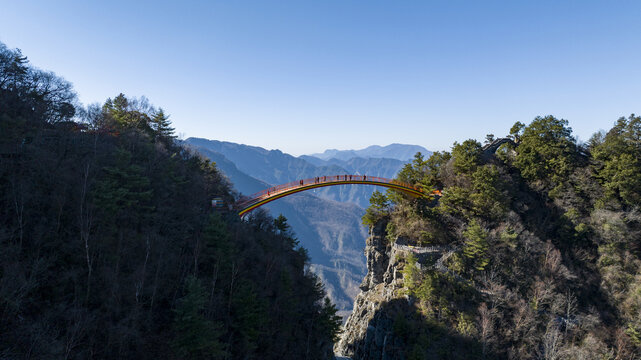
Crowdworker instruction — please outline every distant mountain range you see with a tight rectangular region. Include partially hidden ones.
[185,138,430,317]
[307,143,431,162]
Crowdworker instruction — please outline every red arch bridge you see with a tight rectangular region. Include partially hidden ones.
[236,175,441,216]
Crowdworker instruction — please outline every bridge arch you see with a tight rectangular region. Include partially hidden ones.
[237,175,440,216]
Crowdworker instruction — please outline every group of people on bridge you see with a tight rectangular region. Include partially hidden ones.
[265,175,414,197]
[309,175,368,184]
[269,175,372,196]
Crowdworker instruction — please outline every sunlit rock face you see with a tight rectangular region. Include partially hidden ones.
[335,221,410,360]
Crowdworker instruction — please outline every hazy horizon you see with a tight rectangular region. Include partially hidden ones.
[2,1,639,155]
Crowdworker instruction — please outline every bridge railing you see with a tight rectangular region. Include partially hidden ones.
[237,175,423,208]
[393,244,448,254]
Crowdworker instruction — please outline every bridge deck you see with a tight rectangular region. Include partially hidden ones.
[237,175,439,216]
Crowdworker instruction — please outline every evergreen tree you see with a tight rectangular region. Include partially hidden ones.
[92,147,154,225]
[452,139,482,175]
[508,121,525,143]
[362,190,390,226]
[512,115,577,189]
[318,298,342,343]
[397,151,451,192]
[151,108,176,142]
[274,213,291,233]
[172,276,226,359]
[274,214,298,248]
[231,281,267,355]
[102,93,154,132]
[397,152,429,186]
[469,165,506,220]
[462,219,490,271]
[592,114,641,206]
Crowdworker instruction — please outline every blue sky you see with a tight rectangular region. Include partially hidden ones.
[1,1,639,155]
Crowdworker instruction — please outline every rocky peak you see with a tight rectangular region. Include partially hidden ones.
[359,221,391,291]
[335,220,409,359]
[334,220,456,359]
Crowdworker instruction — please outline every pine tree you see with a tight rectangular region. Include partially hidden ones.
[462,219,490,271]
[172,276,226,359]
[92,148,154,223]
[362,190,390,225]
[512,115,577,187]
[274,214,298,248]
[151,108,175,142]
[231,281,267,355]
[592,115,641,206]
[452,139,482,174]
[318,297,342,342]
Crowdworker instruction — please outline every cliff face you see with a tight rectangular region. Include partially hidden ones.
[334,222,472,360]
[334,221,409,359]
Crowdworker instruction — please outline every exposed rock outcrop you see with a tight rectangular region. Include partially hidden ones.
[335,221,458,359]
[358,221,391,292]
[335,221,409,359]
[480,137,516,161]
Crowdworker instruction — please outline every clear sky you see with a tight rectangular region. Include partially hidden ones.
[1,1,640,155]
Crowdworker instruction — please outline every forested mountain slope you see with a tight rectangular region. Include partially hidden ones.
[337,116,641,359]
[0,42,340,359]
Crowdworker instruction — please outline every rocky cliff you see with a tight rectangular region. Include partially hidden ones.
[335,219,471,360]
[335,118,641,359]
[335,220,446,359]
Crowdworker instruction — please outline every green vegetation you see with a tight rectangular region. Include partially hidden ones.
[461,220,490,272]
[362,113,641,358]
[451,139,482,175]
[591,114,641,207]
[172,276,226,359]
[362,190,390,226]
[511,115,579,192]
[0,42,339,359]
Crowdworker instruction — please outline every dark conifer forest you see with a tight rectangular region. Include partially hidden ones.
[0,42,340,359]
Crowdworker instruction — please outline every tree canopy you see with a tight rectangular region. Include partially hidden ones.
[361,112,641,359]
[512,115,578,189]
[591,114,641,207]
[0,41,340,359]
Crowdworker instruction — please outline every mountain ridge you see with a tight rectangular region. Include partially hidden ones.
[308,143,432,162]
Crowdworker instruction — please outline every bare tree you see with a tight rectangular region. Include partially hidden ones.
[540,322,563,360]
[531,277,554,311]
[478,302,496,357]
[79,162,94,302]
[564,291,577,340]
